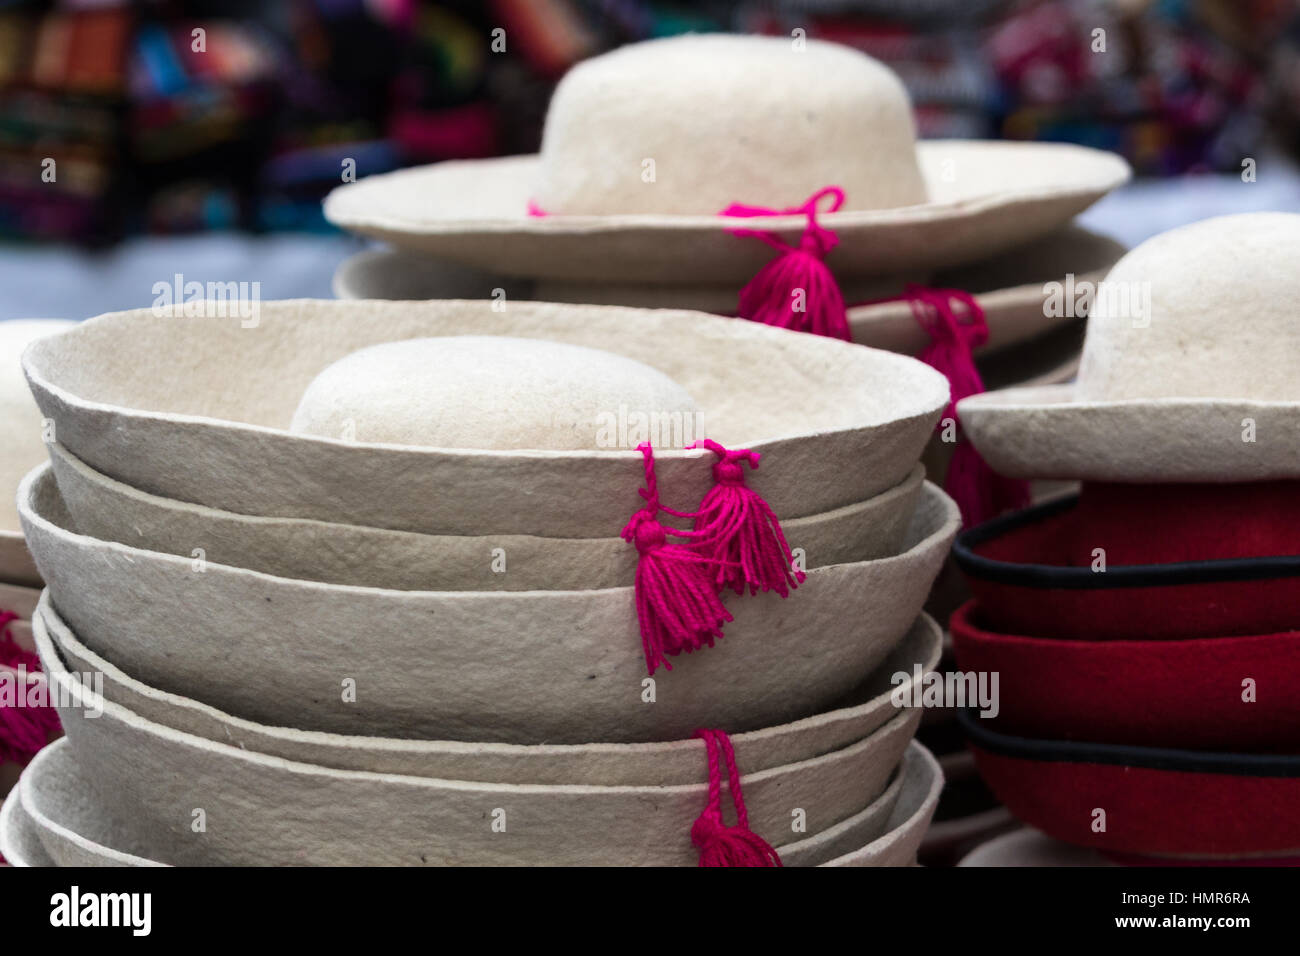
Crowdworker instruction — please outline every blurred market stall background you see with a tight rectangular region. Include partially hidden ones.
[2,0,1300,318]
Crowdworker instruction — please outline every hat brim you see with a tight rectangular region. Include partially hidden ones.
[48,441,924,594]
[323,142,1130,282]
[25,301,948,539]
[951,600,1300,751]
[41,629,917,865]
[0,792,51,867]
[22,464,959,743]
[953,494,1300,641]
[959,384,1300,481]
[8,736,942,867]
[333,225,1122,365]
[42,591,941,786]
[960,709,1300,858]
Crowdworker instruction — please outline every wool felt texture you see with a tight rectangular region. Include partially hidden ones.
[535,36,927,217]
[957,827,1114,867]
[779,763,906,866]
[22,467,958,743]
[954,495,1300,640]
[40,596,939,786]
[48,443,922,593]
[326,146,1128,284]
[821,741,943,867]
[332,227,1122,365]
[324,40,1128,283]
[959,709,1300,858]
[960,213,1300,482]
[7,739,939,868]
[24,299,948,538]
[19,743,162,868]
[41,649,918,868]
[951,600,1300,751]
[0,319,75,588]
[0,792,50,868]
[1003,480,1300,565]
[289,336,699,451]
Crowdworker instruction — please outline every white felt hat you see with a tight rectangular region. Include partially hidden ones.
[0,792,51,867]
[48,442,923,592]
[333,226,1124,363]
[21,465,958,742]
[24,300,947,538]
[6,737,939,867]
[40,637,918,867]
[324,35,1128,283]
[821,741,943,867]
[0,320,75,586]
[39,593,939,784]
[959,213,1300,481]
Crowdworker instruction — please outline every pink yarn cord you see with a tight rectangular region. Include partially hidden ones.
[867,285,1029,525]
[686,439,804,597]
[622,444,733,675]
[691,728,782,867]
[526,200,548,217]
[0,611,59,766]
[720,186,850,340]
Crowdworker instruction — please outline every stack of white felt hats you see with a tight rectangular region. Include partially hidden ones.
[0,320,74,805]
[1,298,961,866]
[324,33,1131,528]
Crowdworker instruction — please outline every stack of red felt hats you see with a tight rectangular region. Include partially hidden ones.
[948,212,1300,865]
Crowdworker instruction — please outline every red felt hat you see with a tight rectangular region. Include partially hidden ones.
[953,488,1300,641]
[959,709,1300,859]
[950,600,1300,751]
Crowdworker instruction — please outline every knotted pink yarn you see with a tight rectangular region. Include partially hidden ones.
[622,443,733,675]
[866,284,1030,525]
[720,186,850,340]
[0,610,59,767]
[685,439,803,597]
[691,728,782,867]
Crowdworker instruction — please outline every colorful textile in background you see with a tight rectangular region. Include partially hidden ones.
[1,0,1298,243]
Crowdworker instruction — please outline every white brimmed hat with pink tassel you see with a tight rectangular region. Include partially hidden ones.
[326,34,1128,290]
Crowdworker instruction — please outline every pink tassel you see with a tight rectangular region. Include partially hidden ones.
[691,729,782,867]
[0,610,60,767]
[622,445,733,675]
[685,440,804,597]
[720,186,850,340]
[860,284,1030,526]
[526,200,548,217]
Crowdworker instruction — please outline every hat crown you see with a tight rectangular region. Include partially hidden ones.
[1076,213,1300,402]
[288,335,700,451]
[535,34,927,216]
